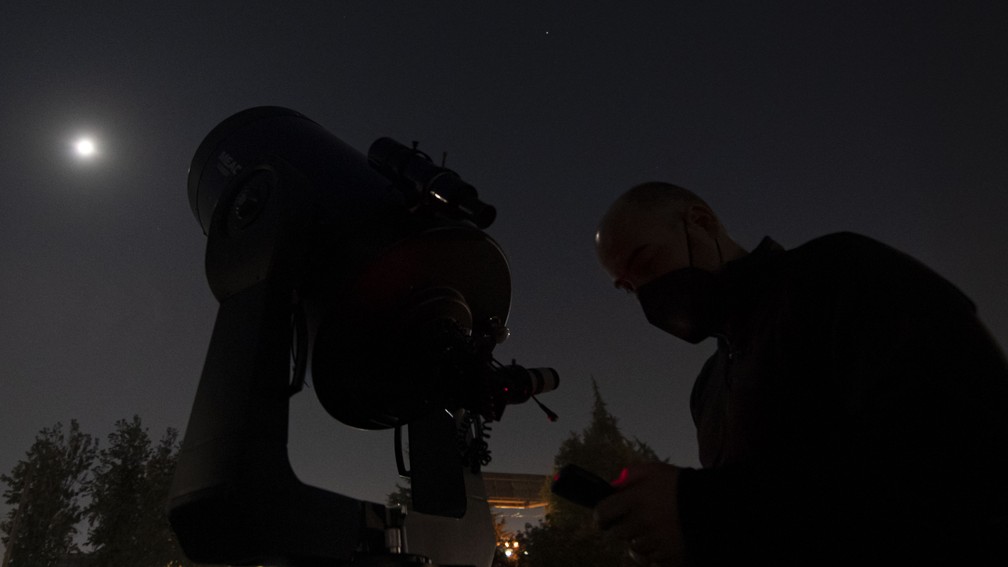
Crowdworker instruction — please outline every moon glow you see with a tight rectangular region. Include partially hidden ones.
[75,138,96,157]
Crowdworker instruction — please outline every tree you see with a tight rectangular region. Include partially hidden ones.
[138,428,189,566]
[516,380,663,567]
[1,420,97,567]
[386,482,412,511]
[85,416,191,567]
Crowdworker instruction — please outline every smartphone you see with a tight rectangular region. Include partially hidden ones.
[550,464,616,508]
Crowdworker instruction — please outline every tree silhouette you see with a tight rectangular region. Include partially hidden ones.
[85,416,190,567]
[1,420,97,567]
[516,380,662,567]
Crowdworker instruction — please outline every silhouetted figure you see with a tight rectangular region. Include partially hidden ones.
[592,182,1008,566]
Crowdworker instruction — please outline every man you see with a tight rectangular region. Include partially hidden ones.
[592,182,1008,566]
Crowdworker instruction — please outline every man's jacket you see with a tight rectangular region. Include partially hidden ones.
[677,232,1008,565]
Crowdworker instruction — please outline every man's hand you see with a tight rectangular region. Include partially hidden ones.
[594,463,687,566]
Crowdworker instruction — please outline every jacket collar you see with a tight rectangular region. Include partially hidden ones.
[714,236,786,344]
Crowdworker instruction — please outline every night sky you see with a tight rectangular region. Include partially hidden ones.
[2,1,1006,543]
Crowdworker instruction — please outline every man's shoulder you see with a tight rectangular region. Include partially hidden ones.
[781,231,975,312]
[790,231,893,261]
[782,231,920,278]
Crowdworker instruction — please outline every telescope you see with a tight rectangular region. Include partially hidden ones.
[168,107,558,566]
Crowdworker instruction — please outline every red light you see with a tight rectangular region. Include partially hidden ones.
[611,467,629,487]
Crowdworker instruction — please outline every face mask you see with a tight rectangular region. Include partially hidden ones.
[635,225,725,343]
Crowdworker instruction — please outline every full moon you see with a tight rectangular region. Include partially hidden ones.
[75,138,96,157]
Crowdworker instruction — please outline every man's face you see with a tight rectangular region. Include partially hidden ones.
[595,202,689,293]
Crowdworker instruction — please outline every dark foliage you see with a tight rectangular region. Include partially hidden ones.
[515,380,663,567]
[1,421,96,567]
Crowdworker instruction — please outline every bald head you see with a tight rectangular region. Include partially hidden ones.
[595,182,745,292]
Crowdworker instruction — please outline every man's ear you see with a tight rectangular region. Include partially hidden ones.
[685,203,720,237]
